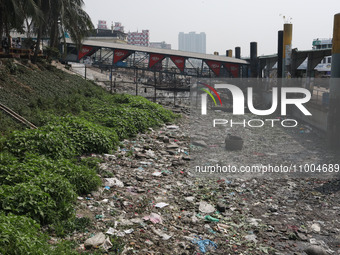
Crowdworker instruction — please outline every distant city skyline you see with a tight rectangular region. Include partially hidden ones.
[83,0,338,57]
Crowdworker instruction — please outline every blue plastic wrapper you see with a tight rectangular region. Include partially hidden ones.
[192,237,217,253]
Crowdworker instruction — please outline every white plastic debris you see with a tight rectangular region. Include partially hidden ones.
[245,234,258,243]
[151,226,172,240]
[100,237,113,251]
[155,202,169,208]
[124,229,134,234]
[104,178,124,188]
[185,196,195,203]
[146,149,156,158]
[143,213,163,224]
[84,232,106,249]
[106,227,115,235]
[106,227,125,237]
[199,201,215,214]
[166,125,179,129]
[311,223,321,232]
[152,172,163,177]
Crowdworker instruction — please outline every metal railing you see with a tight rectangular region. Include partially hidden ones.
[65,63,191,105]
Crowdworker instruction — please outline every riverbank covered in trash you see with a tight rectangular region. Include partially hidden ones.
[1,60,340,254]
[73,105,340,255]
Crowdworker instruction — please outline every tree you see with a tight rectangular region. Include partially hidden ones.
[31,0,50,63]
[1,0,93,62]
[0,0,39,44]
[48,0,94,49]
[30,0,93,63]
[0,0,24,43]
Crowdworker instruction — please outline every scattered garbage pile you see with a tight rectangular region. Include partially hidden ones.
[71,106,340,255]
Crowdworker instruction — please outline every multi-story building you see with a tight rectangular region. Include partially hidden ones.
[312,38,332,50]
[313,38,332,74]
[178,32,206,54]
[149,42,171,49]
[296,38,332,76]
[113,22,124,33]
[97,20,107,29]
[127,30,149,47]
[87,20,127,44]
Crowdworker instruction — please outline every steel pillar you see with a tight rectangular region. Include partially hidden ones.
[283,23,293,77]
[250,42,258,78]
[235,47,241,59]
[277,30,283,115]
[328,13,340,149]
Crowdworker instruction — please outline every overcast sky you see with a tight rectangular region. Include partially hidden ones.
[83,0,338,57]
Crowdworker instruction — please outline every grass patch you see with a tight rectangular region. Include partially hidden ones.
[51,216,92,237]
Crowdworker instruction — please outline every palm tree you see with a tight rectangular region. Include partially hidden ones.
[21,0,41,39]
[63,0,94,48]
[1,0,92,61]
[32,0,50,63]
[0,0,23,44]
[0,0,39,45]
[32,0,93,63]
[48,0,94,49]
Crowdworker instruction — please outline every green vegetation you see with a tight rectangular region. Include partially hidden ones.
[0,213,79,255]
[0,60,177,253]
[1,0,93,63]
[5,116,119,159]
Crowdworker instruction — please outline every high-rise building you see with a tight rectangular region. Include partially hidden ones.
[127,30,149,47]
[178,32,206,54]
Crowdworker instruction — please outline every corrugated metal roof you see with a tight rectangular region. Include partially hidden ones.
[66,38,249,65]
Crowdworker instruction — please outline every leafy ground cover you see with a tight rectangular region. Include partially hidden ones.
[0,59,177,254]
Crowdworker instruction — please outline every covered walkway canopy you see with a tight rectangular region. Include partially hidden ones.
[65,38,249,78]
